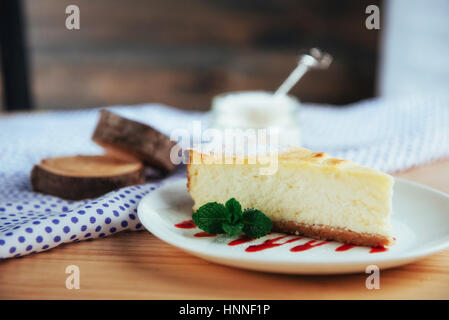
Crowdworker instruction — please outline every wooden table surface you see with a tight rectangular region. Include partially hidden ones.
[1,159,449,300]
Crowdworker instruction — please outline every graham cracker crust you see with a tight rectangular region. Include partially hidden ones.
[273,220,393,247]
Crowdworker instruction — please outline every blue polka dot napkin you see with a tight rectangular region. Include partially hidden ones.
[0,104,201,259]
[0,183,161,259]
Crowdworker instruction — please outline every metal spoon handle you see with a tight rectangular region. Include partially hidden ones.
[274,63,309,96]
[275,48,333,97]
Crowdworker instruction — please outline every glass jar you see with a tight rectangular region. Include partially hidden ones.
[210,90,301,147]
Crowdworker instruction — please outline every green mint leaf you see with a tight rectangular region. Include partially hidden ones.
[222,222,244,237]
[192,202,230,234]
[242,208,272,239]
[193,199,273,239]
[225,198,242,224]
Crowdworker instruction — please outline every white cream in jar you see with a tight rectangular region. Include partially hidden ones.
[210,91,301,146]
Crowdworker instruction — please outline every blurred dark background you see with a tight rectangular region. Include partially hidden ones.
[0,0,382,111]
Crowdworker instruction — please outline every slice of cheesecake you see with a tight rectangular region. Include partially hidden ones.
[187,147,394,247]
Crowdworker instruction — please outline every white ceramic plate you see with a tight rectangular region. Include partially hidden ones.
[137,178,449,274]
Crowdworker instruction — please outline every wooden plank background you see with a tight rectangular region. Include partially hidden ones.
[1,0,381,110]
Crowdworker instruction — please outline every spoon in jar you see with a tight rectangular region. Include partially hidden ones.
[274,48,333,97]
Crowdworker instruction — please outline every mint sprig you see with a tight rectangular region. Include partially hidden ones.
[192,198,272,238]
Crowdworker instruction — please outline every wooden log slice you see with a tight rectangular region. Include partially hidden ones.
[92,110,177,173]
[31,155,145,200]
